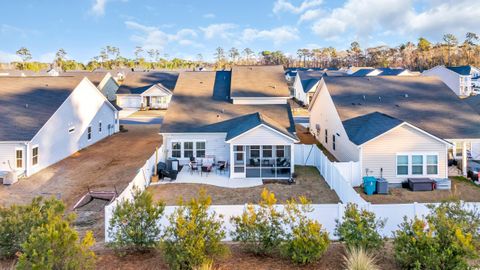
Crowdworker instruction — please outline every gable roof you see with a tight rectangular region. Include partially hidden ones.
[230,65,290,98]
[377,68,408,76]
[350,68,378,77]
[224,112,297,141]
[116,72,179,95]
[463,95,480,114]
[317,76,480,139]
[0,76,84,141]
[298,71,324,93]
[342,112,403,145]
[160,71,297,139]
[447,65,476,76]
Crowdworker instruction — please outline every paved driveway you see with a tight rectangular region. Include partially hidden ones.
[0,124,162,208]
[120,110,165,125]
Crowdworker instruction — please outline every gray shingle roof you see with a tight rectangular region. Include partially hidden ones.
[350,68,377,77]
[0,76,84,141]
[377,68,407,76]
[116,72,179,94]
[322,76,480,139]
[463,95,480,114]
[160,71,296,139]
[298,71,324,93]
[342,112,403,145]
[230,65,290,98]
[62,71,108,86]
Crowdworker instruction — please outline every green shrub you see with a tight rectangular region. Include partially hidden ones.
[161,190,228,270]
[108,188,165,252]
[230,188,285,255]
[16,214,96,270]
[393,201,480,270]
[335,203,385,250]
[0,197,65,258]
[343,247,379,270]
[280,196,330,264]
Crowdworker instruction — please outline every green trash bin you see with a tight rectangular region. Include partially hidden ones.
[363,176,376,195]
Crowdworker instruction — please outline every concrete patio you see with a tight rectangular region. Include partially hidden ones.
[151,166,263,188]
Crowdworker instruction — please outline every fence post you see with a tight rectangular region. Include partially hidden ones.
[413,202,418,217]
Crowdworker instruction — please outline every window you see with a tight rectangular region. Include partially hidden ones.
[32,147,39,166]
[397,155,408,175]
[183,142,194,158]
[250,146,260,158]
[332,135,336,151]
[276,146,285,158]
[172,142,181,158]
[427,155,438,175]
[16,150,23,168]
[325,129,328,144]
[262,146,273,158]
[412,155,423,175]
[68,126,75,133]
[87,126,92,140]
[196,142,206,158]
[98,122,102,133]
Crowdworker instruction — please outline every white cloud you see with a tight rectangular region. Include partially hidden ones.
[298,8,323,23]
[200,23,237,39]
[241,26,299,46]
[273,0,323,14]
[203,13,216,19]
[91,0,108,16]
[0,50,21,62]
[125,21,199,51]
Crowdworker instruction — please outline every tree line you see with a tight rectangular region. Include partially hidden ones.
[5,32,480,72]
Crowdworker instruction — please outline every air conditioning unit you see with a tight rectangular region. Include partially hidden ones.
[1,171,18,185]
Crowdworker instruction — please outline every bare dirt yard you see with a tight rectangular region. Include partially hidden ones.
[147,166,340,205]
[93,241,399,270]
[357,177,480,204]
[0,124,162,240]
[295,124,317,145]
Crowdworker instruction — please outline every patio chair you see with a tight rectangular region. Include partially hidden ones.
[189,162,199,175]
[201,165,213,177]
[217,161,227,174]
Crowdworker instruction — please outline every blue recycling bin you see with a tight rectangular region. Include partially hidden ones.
[363,176,376,195]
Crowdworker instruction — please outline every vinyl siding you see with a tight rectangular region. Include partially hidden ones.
[423,66,463,96]
[361,124,448,183]
[309,82,360,162]
[231,98,289,105]
[28,78,118,176]
[98,77,119,101]
[229,125,295,145]
[162,133,229,164]
[0,143,27,175]
[117,95,142,108]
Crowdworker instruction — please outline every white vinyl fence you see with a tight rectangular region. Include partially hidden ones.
[104,146,164,239]
[294,144,365,205]
[104,143,480,243]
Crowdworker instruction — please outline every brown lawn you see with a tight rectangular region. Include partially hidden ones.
[147,166,340,205]
[357,177,480,204]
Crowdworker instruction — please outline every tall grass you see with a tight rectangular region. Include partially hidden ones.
[343,247,379,270]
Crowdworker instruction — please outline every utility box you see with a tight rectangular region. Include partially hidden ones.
[376,178,389,194]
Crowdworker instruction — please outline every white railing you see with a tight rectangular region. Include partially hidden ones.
[104,145,164,239]
[294,144,366,205]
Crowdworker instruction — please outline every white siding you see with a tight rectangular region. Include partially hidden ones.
[117,95,142,109]
[162,133,229,164]
[423,66,466,96]
[27,78,118,176]
[98,75,119,101]
[229,125,295,145]
[293,73,306,104]
[361,124,448,184]
[309,82,360,162]
[0,143,27,175]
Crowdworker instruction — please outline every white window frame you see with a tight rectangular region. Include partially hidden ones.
[98,121,102,133]
[395,152,440,177]
[170,140,207,159]
[15,147,24,169]
[32,145,39,167]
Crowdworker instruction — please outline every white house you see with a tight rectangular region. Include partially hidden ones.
[350,67,414,77]
[160,66,298,180]
[422,65,480,97]
[309,76,480,184]
[0,76,119,183]
[116,72,178,110]
[293,70,324,106]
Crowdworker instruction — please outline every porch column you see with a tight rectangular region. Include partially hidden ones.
[290,144,295,174]
[462,141,467,176]
[229,143,234,179]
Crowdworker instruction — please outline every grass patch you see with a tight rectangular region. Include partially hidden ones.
[451,176,479,188]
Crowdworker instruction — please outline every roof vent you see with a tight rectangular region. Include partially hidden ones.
[25,104,29,108]
[200,81,203,84]
[362,95,366,101]
[404,93,409,98]
[378,96,382,101]
[45,84,49,87]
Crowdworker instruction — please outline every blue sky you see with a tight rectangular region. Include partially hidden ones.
[1,0,479,62]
